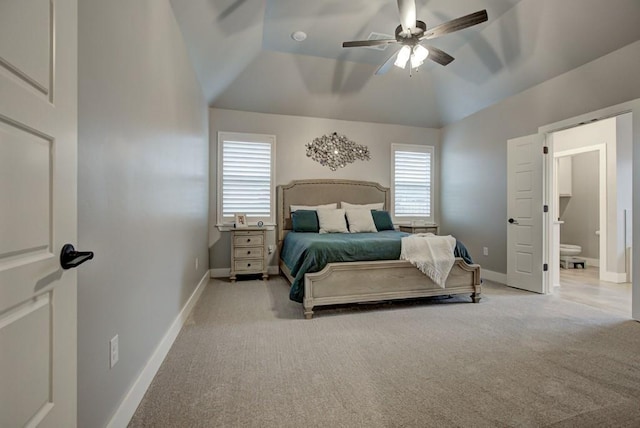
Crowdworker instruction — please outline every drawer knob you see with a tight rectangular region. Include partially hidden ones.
[247,238,251,242]
[247,251,251,254]
[247,263,251,267]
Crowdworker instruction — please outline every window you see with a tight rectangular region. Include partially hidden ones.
[391,144,434,223]
[217,132,275,226]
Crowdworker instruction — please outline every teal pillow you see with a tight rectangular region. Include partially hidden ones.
[292,210,319,233]
[371,210,394,231]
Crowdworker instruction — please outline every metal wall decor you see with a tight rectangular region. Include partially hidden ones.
[305,132,371,171]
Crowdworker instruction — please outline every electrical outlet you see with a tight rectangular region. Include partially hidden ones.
[483,247,489,256]
[195,257,199,270]
[268,245,274,254]
[110,334,119,368]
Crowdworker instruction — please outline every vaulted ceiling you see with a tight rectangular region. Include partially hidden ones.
[169,0,640,128]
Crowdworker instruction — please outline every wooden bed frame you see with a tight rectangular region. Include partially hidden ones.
[277,179,481,319]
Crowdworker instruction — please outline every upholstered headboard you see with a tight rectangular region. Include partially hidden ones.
[276,179,390,243]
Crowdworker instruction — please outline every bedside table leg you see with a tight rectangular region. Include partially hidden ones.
[230,275,236,283]
[262,273,269,281]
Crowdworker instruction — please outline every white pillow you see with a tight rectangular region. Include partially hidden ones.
[341,201,384,210]
[345,209,377,233]
[290,203,337,213]
[317,208,349,234]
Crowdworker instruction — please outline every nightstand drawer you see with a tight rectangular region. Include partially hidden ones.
[234,247,264,259]
[233,233,264,247]
[234,259,264,273]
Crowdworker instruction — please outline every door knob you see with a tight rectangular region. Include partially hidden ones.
[60,244,94,269]
[508,218,519,224]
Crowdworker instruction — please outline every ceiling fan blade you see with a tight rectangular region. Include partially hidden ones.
[397,0,417,35]
[375,47,401,75]
[424,45,454,66]
[421,9,488,40]
[342,39,398,48]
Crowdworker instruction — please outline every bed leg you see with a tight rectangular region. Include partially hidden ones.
[471,292,481,303]
[304,307,314,319]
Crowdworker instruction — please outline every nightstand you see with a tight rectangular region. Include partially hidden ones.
[398,224,439,235]
[230,228,268,282]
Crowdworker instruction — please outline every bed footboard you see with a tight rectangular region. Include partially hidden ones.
[302,259,481,319]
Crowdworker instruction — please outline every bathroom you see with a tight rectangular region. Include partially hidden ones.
[557,151,600,270]
[550,114,633,314]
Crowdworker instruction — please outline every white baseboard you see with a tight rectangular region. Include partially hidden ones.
[601,271,629,283]
[210,266,279,278]
[210,267,228,278]
[106,270,210,428]
[482,269,507,285]
[583,257,599,268]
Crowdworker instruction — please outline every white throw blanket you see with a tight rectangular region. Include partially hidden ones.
[400,233,456,288]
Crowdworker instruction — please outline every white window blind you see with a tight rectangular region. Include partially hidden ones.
[218,133,275,224]
[392,145,433,220]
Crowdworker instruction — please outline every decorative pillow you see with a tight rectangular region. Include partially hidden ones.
[341,201,384,210]
[291,210,319,233]
[317,208,349,234]
[290,203,337,213]
[371,210,394,231]
[345,209,377,233]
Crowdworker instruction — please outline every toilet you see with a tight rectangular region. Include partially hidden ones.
[559,244,582,257]
[559,244,585,268]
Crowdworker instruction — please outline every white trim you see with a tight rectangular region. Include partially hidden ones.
[210,265,279,278]
[482,269,507,285]
[106,271,210,428]
[583,257,600,268]
[538,101,636,135]
[209,268,228,278]
[216,224,275,232]
[601,271,629,284]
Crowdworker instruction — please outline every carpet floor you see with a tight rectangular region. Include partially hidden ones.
[129,277,640,428]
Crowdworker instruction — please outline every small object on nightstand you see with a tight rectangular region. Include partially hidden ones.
[399,224,439,235]
[230,227,269,282]
[257,220,264,227]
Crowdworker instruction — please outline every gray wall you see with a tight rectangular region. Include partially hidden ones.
[441,40,640,275]
[209,108,440,271]
[559,152,599,259]
[78,1,209,427]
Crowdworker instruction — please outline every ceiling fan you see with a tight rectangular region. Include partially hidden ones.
[342,0,488,75]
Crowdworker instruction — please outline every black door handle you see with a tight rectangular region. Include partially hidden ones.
[508,218,519,225]
[60,244,94,270]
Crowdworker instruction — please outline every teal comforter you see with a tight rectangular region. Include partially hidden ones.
[281,231,475,303]
[281,231,408,302]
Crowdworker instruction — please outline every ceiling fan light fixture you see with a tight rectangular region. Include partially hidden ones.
[342,4,489,75]
[410,45,429,68]
[394,45,411,69]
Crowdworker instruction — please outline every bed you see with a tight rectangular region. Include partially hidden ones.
[277,179,482,319]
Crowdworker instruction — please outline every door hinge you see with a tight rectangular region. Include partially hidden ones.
[543,146,549,154]
[543,205,549,213]
[543,263,548,271]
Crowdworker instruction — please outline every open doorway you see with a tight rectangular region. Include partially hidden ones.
[546,114,632,316]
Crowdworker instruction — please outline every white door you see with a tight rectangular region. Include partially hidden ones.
[0,0,78,426]
[507,134,546,293]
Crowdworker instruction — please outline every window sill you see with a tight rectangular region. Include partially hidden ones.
[216,223,275,232]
